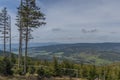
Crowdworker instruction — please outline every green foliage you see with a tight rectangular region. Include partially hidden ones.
[1,53,120,80]
[37,67,45,77]
[0,57,13,76]
[14,68,23,75]
[28,66,35,74]
[53,56,62,76]
[11,53,16,64]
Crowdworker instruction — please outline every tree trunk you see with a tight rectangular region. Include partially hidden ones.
[9,16,12,61]
[3,9,6,57]
[18,0,23,69]
[18,26,22,69]
[24,27,28,74]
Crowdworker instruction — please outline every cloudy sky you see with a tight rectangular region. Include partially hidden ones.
[0,0,120,43]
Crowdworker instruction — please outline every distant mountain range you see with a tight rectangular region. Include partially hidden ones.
[0,42,61,51]
[1,42,120,65]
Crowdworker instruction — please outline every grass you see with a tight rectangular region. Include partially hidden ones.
[54,77,87,80]
[0,76,87,80]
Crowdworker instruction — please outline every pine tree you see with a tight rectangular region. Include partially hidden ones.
[16,0,23,69]
[16,0,46,73]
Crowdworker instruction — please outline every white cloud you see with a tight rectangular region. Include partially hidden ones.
[1,0,120,43]
[33,0,120,43]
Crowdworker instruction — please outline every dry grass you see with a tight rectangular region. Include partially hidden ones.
[0,76,87,80]
[52,77,87,80]
[0,76,26,80]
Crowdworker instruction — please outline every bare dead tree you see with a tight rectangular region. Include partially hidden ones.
[0,7,11,57]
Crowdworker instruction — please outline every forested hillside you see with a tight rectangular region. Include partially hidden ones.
[0,56,120,80]
[25,43,120,65]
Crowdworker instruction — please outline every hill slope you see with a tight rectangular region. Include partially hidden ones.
[20,43,120,64]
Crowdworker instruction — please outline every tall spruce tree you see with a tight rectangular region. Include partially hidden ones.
[16,0,23,69]
[16,0,46,73]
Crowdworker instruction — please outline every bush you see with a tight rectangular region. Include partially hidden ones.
[0,57,13,76]
[37,67,45,77]
[28,66,36,74]
[14,68,23,75]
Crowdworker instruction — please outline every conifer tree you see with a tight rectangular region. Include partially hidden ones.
[16,0,24,69]
[16,0,46,73]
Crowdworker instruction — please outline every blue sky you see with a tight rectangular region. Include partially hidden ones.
[0,0,120,43]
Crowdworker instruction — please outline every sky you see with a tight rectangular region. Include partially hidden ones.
[0,0,120,43]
